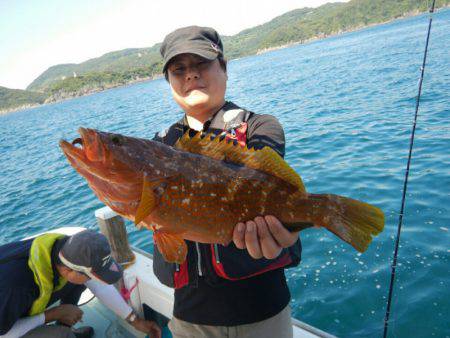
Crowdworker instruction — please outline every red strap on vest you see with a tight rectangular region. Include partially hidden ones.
[210,244,292,281]
[174,260,189,288]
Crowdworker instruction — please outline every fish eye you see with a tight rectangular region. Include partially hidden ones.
[111,135,123,145]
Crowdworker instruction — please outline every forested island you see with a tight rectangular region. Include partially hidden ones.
[1,0,449,114]
[0,87,47,113]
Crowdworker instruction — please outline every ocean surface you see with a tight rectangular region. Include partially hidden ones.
[1,9,449,338]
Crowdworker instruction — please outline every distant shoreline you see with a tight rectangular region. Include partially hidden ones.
[0,75,161,116]
[2,6,448,117]
[0,104,40,116]
[254,7,445,55]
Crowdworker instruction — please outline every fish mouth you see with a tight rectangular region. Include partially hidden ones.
[60,128,139,186]
[60,127,106,163]
[60,128,143,217]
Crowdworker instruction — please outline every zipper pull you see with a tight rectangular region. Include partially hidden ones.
[214,244,221,264]
[195,242,203,276]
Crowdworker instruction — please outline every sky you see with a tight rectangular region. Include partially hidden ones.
[0,0,349,90]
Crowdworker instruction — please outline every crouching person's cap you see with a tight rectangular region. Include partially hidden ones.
[160,25,224,72]
[59,229,123,284]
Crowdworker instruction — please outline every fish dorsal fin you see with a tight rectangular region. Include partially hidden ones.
[174,131,305,192]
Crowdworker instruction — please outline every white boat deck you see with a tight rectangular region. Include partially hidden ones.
[47,224,336,338]
[126,248,335,338]
[72,248,335,338]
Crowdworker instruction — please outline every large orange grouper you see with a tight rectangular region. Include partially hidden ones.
[60,127,384,264]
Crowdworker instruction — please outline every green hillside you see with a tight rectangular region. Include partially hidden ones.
[1,0,447,113]
[27,46,162,92]
[0,86,47,113]
[225,0,449,56]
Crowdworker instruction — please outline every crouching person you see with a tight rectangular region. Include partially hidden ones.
[0,229,161,338]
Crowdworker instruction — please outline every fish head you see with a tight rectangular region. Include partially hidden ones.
[60,127,145,219]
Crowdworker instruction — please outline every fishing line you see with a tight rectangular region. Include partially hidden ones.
[382,0,436,337]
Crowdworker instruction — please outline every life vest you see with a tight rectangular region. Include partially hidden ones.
[210,108,295,280]
[27,233,67,315]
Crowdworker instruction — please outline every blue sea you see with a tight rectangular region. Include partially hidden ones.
[1,9,449,338]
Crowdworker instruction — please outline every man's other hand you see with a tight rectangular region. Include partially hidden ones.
[233,215,299,259]
[131,318,162,338]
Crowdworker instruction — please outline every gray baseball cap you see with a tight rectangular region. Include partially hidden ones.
[160,26,224,72]
[59,230,123,284]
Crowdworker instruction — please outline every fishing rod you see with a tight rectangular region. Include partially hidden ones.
[382,0,436,337]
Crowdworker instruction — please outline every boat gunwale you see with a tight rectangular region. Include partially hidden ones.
[131,246,337,338]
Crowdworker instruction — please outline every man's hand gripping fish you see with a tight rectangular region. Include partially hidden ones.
[60,128,384,264]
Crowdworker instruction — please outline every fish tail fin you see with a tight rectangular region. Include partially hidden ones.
[293,193,385,252]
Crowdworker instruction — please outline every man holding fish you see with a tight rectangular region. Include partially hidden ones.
[154,26,303,338]
[59,26,383,338]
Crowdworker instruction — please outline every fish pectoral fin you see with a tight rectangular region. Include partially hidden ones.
[154,231,187,264]
[135,177,167,225]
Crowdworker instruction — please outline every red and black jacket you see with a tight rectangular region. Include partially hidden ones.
[152,101,302,325]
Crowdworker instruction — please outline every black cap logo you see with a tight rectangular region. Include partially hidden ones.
[211,42,220,52]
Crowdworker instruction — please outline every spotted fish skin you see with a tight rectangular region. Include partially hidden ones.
[151,164,297,244]
[60,128,385,263]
